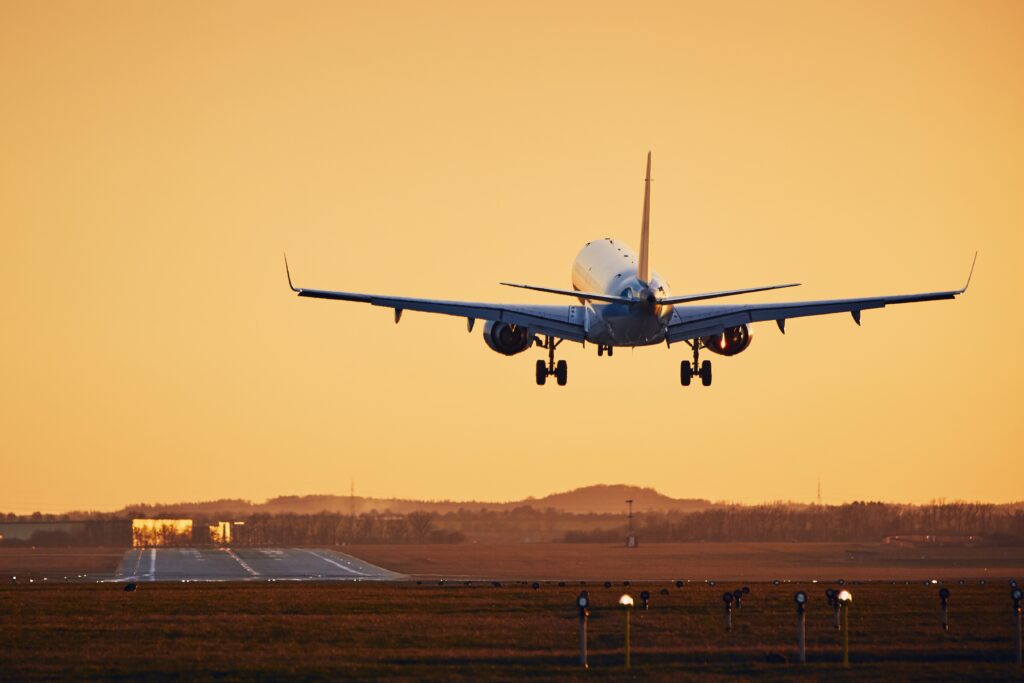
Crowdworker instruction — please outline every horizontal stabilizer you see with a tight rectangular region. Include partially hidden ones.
[499,282,634,304]
[658,282,801,305]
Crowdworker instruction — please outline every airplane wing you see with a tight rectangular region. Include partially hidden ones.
[286,258,586,342]
[667,280,972,343]
[668,254,975,342]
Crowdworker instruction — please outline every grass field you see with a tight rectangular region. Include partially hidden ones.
[1,580,1022,681]
[346,542,1024,582]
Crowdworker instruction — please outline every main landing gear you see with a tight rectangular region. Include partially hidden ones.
[681,340,712,387]
[535,336,567,386]
[596,344,614,357]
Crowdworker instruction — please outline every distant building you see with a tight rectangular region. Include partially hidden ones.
[132,519,193,548]
[208,521,244,545]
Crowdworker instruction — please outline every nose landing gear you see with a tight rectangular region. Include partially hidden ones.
[535,336,568,386]
[681,340,712,387]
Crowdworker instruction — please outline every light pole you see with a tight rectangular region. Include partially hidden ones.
[794,591,807,664]
[576,591,590,669]
[1012,588,1023,666]
[619,594,634,669]
[837,589,853,666]
[826,588,840,629]
[722,592,734,632]
[939,587,950,632]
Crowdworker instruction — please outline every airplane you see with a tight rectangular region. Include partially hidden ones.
[285,152,974,387]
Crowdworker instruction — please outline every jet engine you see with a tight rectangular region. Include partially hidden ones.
[703,324,752,356]
[482,321,533,356]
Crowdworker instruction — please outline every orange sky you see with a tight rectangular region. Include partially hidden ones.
[1,1,1021,513]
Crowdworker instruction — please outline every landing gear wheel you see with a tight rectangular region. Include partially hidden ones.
[597,346,603,357]
[607,346,613,357]
[700,360,712,387]
[680,361,692,386]
[535,359,547,386]
[555,360,568,386]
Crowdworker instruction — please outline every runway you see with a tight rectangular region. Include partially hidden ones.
[112,547,403,582]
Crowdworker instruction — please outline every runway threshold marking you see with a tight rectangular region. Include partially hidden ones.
[222,548,260,576]
[303,549,366,575]
[146,548,156,581]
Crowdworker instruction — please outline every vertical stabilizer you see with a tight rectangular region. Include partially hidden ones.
[638,151,652,283]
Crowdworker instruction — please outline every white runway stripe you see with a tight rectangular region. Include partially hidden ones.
[304,549,365,575]
[222,548,260,576]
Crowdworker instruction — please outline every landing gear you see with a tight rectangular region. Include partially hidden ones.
[536,336,568,386]
[681,341,712,387]
[597,344,614,357]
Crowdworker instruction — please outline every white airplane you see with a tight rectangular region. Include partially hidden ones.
[286,153,974,387]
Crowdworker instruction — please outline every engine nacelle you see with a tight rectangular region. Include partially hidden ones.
[482,321,533,356]
[702,324,752,356]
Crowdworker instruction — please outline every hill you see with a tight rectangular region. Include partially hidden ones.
[115,485,713,518]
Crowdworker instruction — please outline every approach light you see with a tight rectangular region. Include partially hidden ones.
[675,580,684,589]
[619,594,634,607]
[1011,579,1019,589]
[723,592,734,604]
[1012,588,1023,602]
[939,587,951,601]
[531,582,540,590]
[837,589,853,603]
[742,586,750,595]
[604,581,612,588]
[640,590,651,609]
[577,593,590,609]
[795,591,807,605]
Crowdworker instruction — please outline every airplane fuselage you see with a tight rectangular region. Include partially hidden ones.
[571,237,674,346]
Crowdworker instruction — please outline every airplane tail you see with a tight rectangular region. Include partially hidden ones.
[638,151,652,283]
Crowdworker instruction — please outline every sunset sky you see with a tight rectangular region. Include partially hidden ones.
[1,1,1021,513]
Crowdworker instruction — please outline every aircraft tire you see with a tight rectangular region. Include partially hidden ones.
[700,360,712,387]
[681,361,692,386]
[535,360,547,386]
[555,360,568,386]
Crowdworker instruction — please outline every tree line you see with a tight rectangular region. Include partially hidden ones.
[2,502,1022,546]
[562,502,1024,544]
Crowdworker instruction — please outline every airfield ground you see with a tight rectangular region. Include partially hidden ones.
[2,580,1023,681]
[3,542,1023,583]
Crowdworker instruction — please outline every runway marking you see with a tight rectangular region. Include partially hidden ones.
[303,549,365,575]
[132,548,144,576]
[222,548,260,576]
[147,548,156,580]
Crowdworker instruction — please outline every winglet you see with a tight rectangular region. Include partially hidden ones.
[960,251,978,293]
[284,253,299,292]
[638,151,652,284]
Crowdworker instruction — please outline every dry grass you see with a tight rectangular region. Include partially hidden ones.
[346,542,1024,581]
[0,547,123,576]
[1,580,1022,681]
